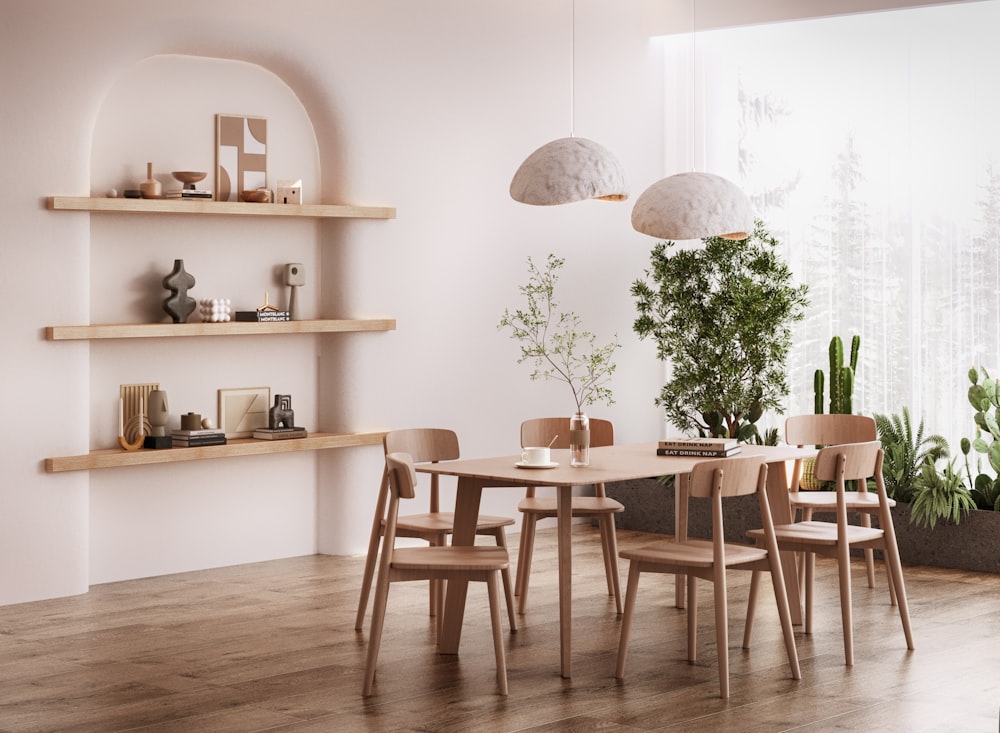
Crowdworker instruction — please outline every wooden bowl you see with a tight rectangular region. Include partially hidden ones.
[240,189,271,203]
[172,171,207,185]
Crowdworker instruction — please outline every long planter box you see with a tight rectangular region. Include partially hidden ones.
[606,478,1000,574]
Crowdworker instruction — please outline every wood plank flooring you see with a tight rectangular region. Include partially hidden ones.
[1,525,999,732]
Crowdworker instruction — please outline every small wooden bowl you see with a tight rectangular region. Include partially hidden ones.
[240,189,271,203]
[172,171,207,185]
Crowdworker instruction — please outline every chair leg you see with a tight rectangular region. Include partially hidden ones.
[362,572,392,697]
[805,552,815,635]
[836,540,855,666]
[860,512,876,588]
[615,561,641,679]
[713,567,730,699]
[687,574,698,663]
[354,530,382,631]
[486,571,509,696]
[765,557,802,681]
[515,514,537,614]
[742,570,761,649]
[489,528,517,632]
[599,515,623,614]
[880,534,915,650]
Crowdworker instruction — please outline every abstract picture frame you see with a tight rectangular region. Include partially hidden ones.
[218,387,270,438]
[215,114,268,202]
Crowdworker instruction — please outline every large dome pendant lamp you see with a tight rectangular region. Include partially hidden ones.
[509,0,628,206]
[631,0,752,241]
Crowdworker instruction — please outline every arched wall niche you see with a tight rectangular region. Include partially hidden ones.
[85,53,337,584]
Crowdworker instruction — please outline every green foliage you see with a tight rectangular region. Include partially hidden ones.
[872,408,949,503]
[630,219,808,441]
[815,334,859,415]
[498,254,620,414]
[909,459,976,529]
[962,366,1000,510]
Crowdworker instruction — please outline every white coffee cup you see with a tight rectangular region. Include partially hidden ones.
[521,446,551,466]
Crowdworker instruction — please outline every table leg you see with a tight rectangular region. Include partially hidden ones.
[765,461,803,625]
[674,472,689,609]
[557,484,572,678]
[438,476,482,654]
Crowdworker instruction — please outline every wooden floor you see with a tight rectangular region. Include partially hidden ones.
[2,525,999,732]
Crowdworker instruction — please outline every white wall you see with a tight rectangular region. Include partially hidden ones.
[0,0,664,604]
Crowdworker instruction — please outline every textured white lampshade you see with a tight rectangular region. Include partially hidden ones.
[510,137,628,205]
[631,172,753,241]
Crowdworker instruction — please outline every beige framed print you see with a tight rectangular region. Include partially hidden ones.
[215,114,267,202]
[218,387,270,438]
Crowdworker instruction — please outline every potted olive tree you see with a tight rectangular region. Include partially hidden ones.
[630,219,809,442]
[498,254,620,466]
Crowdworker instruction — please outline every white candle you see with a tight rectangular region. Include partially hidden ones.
[118,398,123,438]
[138,397,144,437]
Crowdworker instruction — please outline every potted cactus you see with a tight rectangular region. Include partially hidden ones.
[799,334,860,489]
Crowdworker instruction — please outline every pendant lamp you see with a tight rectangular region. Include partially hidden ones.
[631,171,752,241]
[509,1,628,206]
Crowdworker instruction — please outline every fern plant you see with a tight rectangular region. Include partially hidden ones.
[909,459,976,529]
[872,407,949,503]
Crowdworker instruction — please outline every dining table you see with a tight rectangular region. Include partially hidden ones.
[415,440,812,678]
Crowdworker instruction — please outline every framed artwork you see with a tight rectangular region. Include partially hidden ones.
[218,387,270,438]
[215,114,267,202]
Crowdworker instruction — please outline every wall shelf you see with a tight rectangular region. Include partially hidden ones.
[45,431,386,473]
[47,196,396,219]
[45,319,396,341]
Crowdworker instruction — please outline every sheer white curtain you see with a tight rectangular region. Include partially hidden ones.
[659,1,1000,447]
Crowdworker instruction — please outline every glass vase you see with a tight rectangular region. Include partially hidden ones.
[569,411,590,467]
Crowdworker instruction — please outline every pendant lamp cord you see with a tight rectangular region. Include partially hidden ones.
[570,0,576,138]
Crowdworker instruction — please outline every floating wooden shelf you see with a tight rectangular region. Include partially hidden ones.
[45,431,386,473]
[45,318,396,341]
[47,196,396,220]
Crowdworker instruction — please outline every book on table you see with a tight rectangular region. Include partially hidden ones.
[656,445,742,458]
[656,437,741,457]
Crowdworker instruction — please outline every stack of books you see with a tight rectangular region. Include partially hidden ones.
[164,188,213,199]
[171,428,227,447]
[234,310,291,322]
[253,427,308,440]
[656,437,741,457]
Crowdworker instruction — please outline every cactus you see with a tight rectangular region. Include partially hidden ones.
[814,334,859,415]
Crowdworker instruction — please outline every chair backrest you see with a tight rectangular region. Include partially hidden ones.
[520,418,614,498]
[520,417,614,449]
[687,456,772,559]
[785,414,876,447]
[385,451,418,500]
[383,428,459,514]
[813,440,883,483]
[384,428,460,463]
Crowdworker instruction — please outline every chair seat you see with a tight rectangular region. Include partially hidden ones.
[621,538,769,569]
[791,491,896,511]
[517,496,624,516]
[392,546,510,572]
[390,512,515,534]
[749,520,884,547]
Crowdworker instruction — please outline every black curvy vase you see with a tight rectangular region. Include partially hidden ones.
[162,259,196,323]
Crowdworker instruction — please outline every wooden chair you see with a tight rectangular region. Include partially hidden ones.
[785,414,894,601]
[515,417,623,614]
[355,428,516,634]
[615,455,800,699]
[363,452,509,696]
[745,440,914,665]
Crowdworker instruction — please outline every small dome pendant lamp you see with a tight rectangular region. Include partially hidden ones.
[509,1,628,206]
[631,171,752,241]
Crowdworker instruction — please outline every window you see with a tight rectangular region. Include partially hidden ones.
[662,1,1000,446]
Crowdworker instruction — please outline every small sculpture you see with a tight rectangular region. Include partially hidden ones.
[199,298,231,323]
[163,259,196,323]
[269,394,295,429]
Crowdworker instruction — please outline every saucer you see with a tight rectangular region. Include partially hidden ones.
[515,461,558,469]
